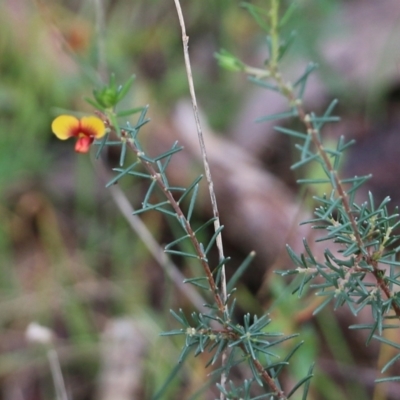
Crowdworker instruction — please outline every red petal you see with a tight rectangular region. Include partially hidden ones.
[74,136,93,153]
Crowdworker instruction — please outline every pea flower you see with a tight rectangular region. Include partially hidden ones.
[51,115,106,153]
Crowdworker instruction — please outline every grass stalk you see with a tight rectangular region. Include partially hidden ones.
[172,1,229,396]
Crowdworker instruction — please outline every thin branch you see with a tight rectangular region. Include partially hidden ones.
[172,0,227,305]
[47,349,69,400]
[172,1,228,395]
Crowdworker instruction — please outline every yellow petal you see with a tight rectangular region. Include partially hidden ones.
[80,116,106,139]
[51,115,79,140]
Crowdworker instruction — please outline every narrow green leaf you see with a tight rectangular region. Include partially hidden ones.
[199,242,205,257]
[126,106,149,140]
[375,376,400,383]
[312,295,334,315]
[187,183,199,222]
[241,2,270,32]
[303,239,316,265]
[159,329,185,336]
[317,220,352,239]
[389,219,400,231]
[169,309,186,326]
[341,175,372,184]
[109,112,121,138]
[363,321,379,345]
[380,259,400,266]
[346,175,372,195]
[323,98,339,117]
[286,244,302,265]
[95,132,110,159]
[116,74,135,102]
[178,344,193,364]
[177,215,188,234]
[165,234,190,250]
[228,298,237,317]
[373,334,400,350]
[293,63,318,88]
[313,99,339,130]
[204,226,224,255]
[137,153,155,163]
[227,251,255,292]
[274,126,308,139]
[338,137,356,152]
[152,354,187,400]
[273,341,304,378]
[183,278,210,290]
[183,277,208,284]
[214,49,245,72]
[165,249,199,259]
[194,218,217,234]
[119,141,127,166]
[296,274,314,297]
[116,107,144,118]
[106,162,137,187]
[299,135,312,161]
[381,353,400,373]
[166,186,186,192]
[248,76,279,92]
[246,340,257,360]
[287,372,314,398]
[143,180,157,207]
[153,145,184,162]
[210,339,228,365]
[279,2,297,27]
[321,197,343,219]
[178,175,203,204]
[297,178,331,184]
[256,109,297,123]
[213,257,231,285]
[260,334,299,349]
[124,118,151,140]
[137,104,149,124]
[301,363,315,400]
[293,63,318,99]
[265,361,289,377]
[342,242,361,257]
[97,141,123,145]
[275,269,299,277]
[291,153,320,169]
[132,200,170,215]
[84,96,106,112]
[278,31,297,61]
[157,145,175,175]
[156,160,170,187]
[112,168,149,179]
[248,359,264,386]
[324,148,342,157]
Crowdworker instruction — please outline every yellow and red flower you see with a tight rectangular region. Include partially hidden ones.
[51,115,106,153]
